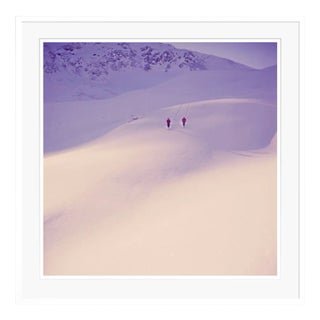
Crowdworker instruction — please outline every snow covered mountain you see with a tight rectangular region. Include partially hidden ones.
[43,42,277,154]
[44,42,254,102]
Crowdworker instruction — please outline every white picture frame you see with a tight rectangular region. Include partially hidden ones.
[16,18,300,303]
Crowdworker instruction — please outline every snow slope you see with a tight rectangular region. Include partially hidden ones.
[44,66,276,153]
[44,98,277,275]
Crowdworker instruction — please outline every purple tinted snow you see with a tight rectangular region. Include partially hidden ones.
[43,43,277,154]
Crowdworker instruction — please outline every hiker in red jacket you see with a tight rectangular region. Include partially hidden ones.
[182,116,187,127]
[166,118,171,128]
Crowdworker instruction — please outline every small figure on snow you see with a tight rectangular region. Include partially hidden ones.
[181,116,187,127]
[166,118,171,129]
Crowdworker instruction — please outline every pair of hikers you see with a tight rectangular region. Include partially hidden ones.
[166,117,187,128]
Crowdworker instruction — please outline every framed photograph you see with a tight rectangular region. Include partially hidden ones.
[16,19,300,302]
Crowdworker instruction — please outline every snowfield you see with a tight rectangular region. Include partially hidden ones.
[44,43,277,275]
[44,99,277,275]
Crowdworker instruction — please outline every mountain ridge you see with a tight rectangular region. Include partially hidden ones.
[44,42,254,79]
[44,42,257,102]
